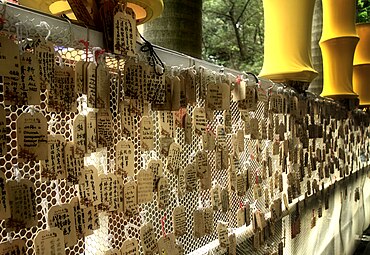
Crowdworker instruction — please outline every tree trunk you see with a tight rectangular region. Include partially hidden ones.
[309,0,323,95]
[230,16,246,61]
[143,0,202,59]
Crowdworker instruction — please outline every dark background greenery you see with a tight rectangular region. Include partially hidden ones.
[202,0,370,74]
[357,0,370,23]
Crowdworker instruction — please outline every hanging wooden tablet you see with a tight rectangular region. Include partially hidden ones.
[73,114,86,157]
[86,112,97,154]
[41,135,66,181]
[153,75,172,111]
[140,116,154,151]
[196,151,209,179]
[140,223,158,255]
[137,169,153,204]
[193,209,205,238]
[121,238,139,255]
[158,111,174,137]
[170,75,181,111]
[70,197,84,239]
[145,66,166,105]
[202,130,216,151]
[6,179,37,229]
[206,82,223,110]
[116,139,135,177]
[173,205,186,237]
[159,136,174,156]
[216,125,227,149]
[178,167,186,197]
[167,142,182,174]
[184,163,197,192]
[114,6,136,57]
[217,221,229,248]
[245,203,251,226]
[265,188,270,209]
[78,166,101,207]
[75,61,86,95]
[96,63,110,109]
[183,68,196,104]
[211,183,222,211]
[97,109,114,148]
[228,166,237,192]
[120,100,134,138]
[16,52,40,105]
[228,233,237,255]
[183,113,193,145]
[250,118,259,139]
[221,188,230,213]
[82,205,99,236]
[123,180,137,216]
[237,207,245,227]
[0,171,10,220]
[198,163,212,190]
[193,107,207,136]
[221,82,231,110]
[0,239,27,255]
[17,112,48,162]
[158,233,179,255]
[123,60,144,99]
[236,129,245,152]
[35,40,54,91]
[157,177,170,209]
[239,86,257,111]
[0,106,6,156]
[221,148,230,170]
[48,203,77,247]
[174,108,186,131]
[48,65,76,112]
[272,141,280,156]
[86,62,97,108]
[34,227,65,255]
[65,142,84,185]
[223,110,232,134]
[0,36,20,77]
[99,173,122,211]
[204,207,214,235]
[236,173,246,197]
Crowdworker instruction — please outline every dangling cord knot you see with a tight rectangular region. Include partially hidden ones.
[139,33,165,76]
[79,39,89,61]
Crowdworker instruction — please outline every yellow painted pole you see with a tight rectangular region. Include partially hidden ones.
[320,0,359,99]
[259,0,318,83]
[353,23,370,106]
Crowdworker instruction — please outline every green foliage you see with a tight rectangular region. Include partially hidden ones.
[202,0,264,73]
[357,0,370,23]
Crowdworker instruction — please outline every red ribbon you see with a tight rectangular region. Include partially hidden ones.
[95,49,106,63]
[239,201,244,209]
[79,39,89,61]
[236,75,242,85]
[161,215,166,237]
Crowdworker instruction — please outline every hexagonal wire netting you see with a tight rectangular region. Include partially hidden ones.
[0,3,369,255]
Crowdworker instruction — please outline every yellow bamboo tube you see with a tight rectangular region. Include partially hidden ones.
[259,0,318,83]
[353,23,370,106]
[353,64,370,106]
[320,37,359,98]
[321,0,358,41]
[354,23,370,65]
[320,0,358,99]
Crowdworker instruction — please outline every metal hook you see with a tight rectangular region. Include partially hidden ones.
[62,15,74,45]
[38,21,51,41]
